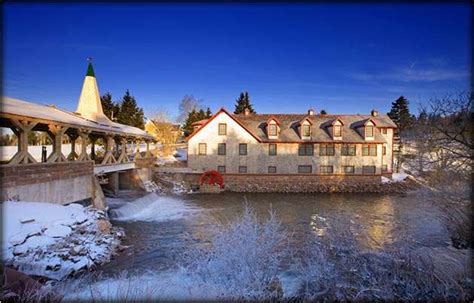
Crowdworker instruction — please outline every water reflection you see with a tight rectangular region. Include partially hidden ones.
[98,192,450,278]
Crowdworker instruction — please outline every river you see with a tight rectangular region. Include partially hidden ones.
[104,191,448,272]
[63,191,462,300]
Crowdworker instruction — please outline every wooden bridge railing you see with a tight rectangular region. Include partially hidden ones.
[0,115,157,168]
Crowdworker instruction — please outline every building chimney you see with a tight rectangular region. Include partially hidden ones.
[244,108,251,116]
[307,108,315,115]
[371,109,379,117]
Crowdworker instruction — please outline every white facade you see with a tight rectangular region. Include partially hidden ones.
[187,110,395,175]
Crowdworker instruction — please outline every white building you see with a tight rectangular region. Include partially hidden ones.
[186,108,396,177]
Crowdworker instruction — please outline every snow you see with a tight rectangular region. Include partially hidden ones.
[174,148,187,161]
[63,206,288,301]
[108,193,200,222]
[381,173,409,183]
[2,97,152,138]
[2,201,122,280]
[0,143,151,162]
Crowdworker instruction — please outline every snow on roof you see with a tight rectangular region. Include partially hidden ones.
[1,97,153,139]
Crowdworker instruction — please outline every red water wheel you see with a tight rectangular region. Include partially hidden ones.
[199,170,224,188]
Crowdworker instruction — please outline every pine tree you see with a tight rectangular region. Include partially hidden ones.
[117,90,145,129]
[182,108,211,136]
[387,96,413,132]
[234,91,256,114]
[320,109,327,115]
[100,92,120,120]
[205,107,212,118]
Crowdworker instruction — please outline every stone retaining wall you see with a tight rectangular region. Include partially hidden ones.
[156,171,419,193]
[0,161,94,204]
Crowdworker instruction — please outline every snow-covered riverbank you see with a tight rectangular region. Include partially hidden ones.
[2,201,124,280]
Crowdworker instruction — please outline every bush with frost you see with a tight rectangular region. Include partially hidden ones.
[177,204,288,300]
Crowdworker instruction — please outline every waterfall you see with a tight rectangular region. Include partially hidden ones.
[108,193,199,222]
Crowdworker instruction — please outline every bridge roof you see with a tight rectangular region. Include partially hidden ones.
[1,97,154,140]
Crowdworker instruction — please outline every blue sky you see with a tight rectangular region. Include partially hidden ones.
[4,3,471,120]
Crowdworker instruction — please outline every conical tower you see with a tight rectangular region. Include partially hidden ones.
[75,62,112,124]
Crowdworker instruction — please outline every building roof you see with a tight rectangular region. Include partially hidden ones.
[86,62,95,77]
[192,119,209,126]
[187,108,396,143]
[2,97,153,139]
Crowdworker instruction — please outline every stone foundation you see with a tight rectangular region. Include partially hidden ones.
[156,172,419,193]
[0,161,94,204]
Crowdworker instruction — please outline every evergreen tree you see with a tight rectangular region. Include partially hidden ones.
[117,90,145,129]
[205,107,212,118]
[387,96,413,132]
[182,108,211,136]
[234,91,256,114]
[320,109,327,115]
[100,92,120,120]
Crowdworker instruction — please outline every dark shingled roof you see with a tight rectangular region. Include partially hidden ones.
[232,113,396,143]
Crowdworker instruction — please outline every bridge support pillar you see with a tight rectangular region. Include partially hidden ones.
[108,171,120,195]
[47,124,68,163]
[9,119,38,164]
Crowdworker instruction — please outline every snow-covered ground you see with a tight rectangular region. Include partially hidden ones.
[381,172,409,183]
[174,148,187,161]
[0,143,152,162]
[2,201,123,280]
[156,147,187,165]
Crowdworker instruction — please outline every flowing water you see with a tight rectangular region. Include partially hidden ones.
[100,191,450,278]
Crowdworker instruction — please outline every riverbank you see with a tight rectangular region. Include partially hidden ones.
[156,171,421,194]
[224,174,420,193]
[2,201,124,282]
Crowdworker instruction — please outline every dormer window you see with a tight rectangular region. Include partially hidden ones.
[365,125,374,137]
[359,119,376,141]
[302,124,311,137]
[268,124,277,136]
[299,117,313,139]
[328,118,343,140]
[266,116,281,139]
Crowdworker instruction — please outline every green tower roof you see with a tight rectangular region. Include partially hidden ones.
[86,62,95,77]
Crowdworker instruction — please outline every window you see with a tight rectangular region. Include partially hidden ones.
[366,125,374,137]
[341,144,356,156]
[268,143,277,156]
[298,144,314,156]
[362,144,377,156]
[268,166,277,173]
[382,128,387,134]
[320,165,333,174]
[218,143,226,155]
[238,166,247,173]
[218,166,226,173]
[362,166,376,174]
[298,165,312,173]
[319,144,335,156]
[198,143,207,155]
[218,123,227,135]
[382,165,388,172]
[382,146,386,155]
[334,125,342,137]
[302,124,311,137]
[343,166,355,174]
[268,124,278,136]
[239,143,247,155]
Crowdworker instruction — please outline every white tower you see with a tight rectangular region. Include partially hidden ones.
[75,62,112,124]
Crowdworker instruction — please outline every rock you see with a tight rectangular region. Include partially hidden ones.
[3,267,46,300]
[96,219,112,234]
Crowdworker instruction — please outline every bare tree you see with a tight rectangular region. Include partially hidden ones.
[422,92,472,171]
[148,109,181,156]
[177,95,202,123]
